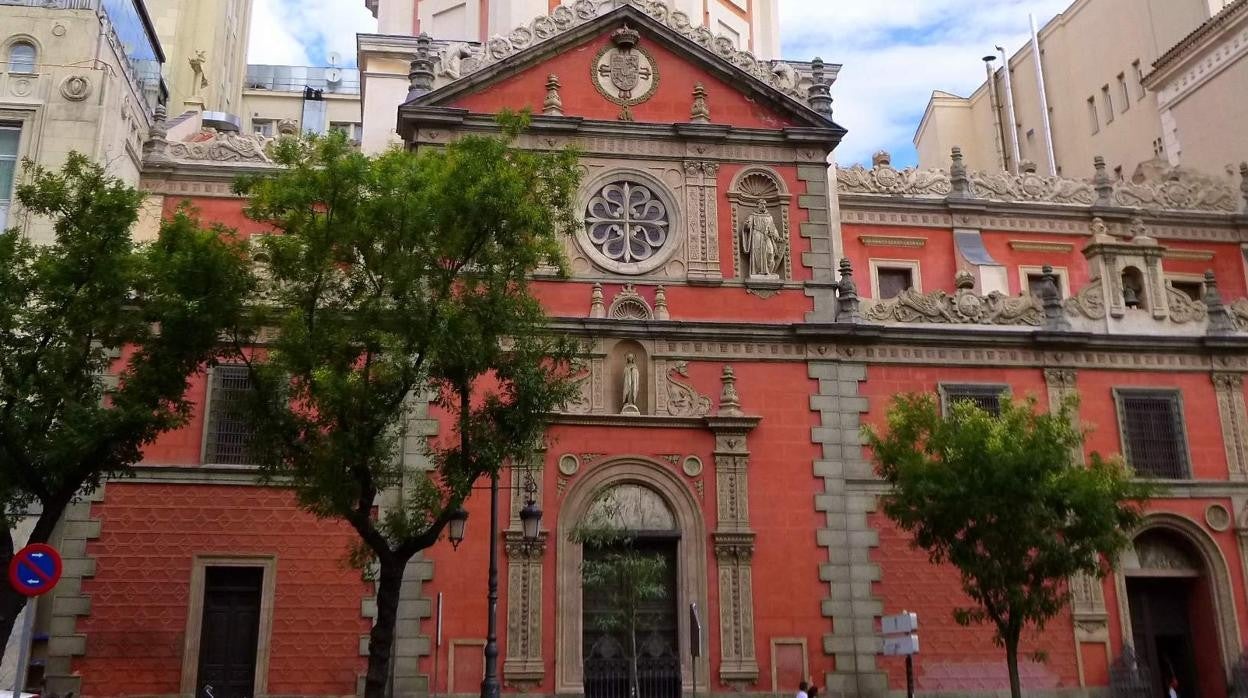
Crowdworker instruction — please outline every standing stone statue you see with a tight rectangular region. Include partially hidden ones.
[741,199,781,278]
[621,353,640,415]
[188,50,209,96]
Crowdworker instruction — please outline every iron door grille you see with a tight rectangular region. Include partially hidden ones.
[1116,390,1189,479]
[204,365,256,465]
[941,384,1007,417]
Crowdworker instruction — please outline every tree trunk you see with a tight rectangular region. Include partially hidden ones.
[629,614,640,698]
[1005,634,1022,698]
[364,556,407,698]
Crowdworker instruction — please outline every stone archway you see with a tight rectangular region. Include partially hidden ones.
[556,457,709,695]
[1114,513,1242,697]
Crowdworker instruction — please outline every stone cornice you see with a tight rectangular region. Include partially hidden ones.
[1147,0,1248,83]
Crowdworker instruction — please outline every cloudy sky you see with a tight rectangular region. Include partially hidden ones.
[247,0,1072,166]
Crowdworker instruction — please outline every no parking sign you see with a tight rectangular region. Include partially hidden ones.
[8,543,62,597]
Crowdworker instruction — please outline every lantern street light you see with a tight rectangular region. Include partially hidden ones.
[447,507,468,550]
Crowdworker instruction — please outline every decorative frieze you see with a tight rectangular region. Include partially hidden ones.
[504,454,546,686]
[1214,372,1248,482]
[858,235,927,248]
[683,160,722,282]
[864,271,1043,326]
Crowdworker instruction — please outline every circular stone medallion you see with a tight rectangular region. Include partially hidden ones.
[557,453,580,476]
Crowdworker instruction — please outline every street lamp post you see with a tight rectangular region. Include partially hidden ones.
[445,468,541,698]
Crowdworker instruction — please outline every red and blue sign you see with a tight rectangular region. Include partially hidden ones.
[8,544,62,597]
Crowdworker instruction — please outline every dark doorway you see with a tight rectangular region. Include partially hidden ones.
[197,566,263,698]
[1128,577,1199,698]
[583,536,680,698]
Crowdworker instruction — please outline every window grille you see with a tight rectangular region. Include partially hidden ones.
[204,364,256,465]
[941,384,1007,417]
[1116,390,1189,479]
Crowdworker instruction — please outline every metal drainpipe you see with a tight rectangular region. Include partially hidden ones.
[1030,13,1058,175]
[984,56,1008,172]
[998,45,1023,173]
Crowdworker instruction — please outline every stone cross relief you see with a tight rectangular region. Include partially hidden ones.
[741,199,783,279]
[621,353,640,415]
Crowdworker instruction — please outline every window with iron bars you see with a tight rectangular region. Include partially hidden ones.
[1114,389,1189,479]
[940,383,1008,417]
[203,364,256,465]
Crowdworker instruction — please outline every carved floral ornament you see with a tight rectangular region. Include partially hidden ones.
[837,150,1239,213]
[865,270,1044,326]
[579,174,678,275]
[430,0,808,99]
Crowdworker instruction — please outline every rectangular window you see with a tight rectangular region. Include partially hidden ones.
[251,119,274,137]
[1087,97,1099,134]
[941,384,1008,417]
[876,268,914,299]
[1170,280,1203,302]
[1102,85,1114,123]
[1118,73,1130,111]
[0,124,19,231]
[1132,60,1146,99]
[1027,272,1063,299]
[203,364,256,465]
[329,121,362,142]
[1115,389,1189,479]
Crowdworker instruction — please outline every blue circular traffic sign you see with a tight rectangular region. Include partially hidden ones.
[8,543,62,597]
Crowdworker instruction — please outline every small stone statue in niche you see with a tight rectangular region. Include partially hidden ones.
[621,353,640,415]
[741,199,782,279]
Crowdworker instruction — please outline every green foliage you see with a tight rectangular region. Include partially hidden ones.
[233,122,581,560]
[0,153,252,513]
[864,393,1152,698]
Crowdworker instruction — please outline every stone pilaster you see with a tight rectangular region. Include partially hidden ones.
[1213,372,1248,481]
[683,160,722,283]
[707,366,760,686]
[798,164,838,323]
[808,361,886,697]
[504,456,546,687]
[44,487,105,696]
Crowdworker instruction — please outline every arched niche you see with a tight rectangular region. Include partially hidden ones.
[726,167,793,282]
[607,339,650,415]
[1113,513,1241,684]
[555,457,709,694]
[1122,266,1148,310]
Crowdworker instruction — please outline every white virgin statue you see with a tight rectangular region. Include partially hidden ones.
[621,353,640,414]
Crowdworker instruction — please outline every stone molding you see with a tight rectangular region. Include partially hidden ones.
[684,160,723,282]
[859,235,927,248]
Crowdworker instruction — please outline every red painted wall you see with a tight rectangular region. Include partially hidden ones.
[448,31,795,129]
[76,483,369,696]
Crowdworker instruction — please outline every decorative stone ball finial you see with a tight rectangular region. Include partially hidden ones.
[948,146,972,199]
[1039,264,1071,331]
[654,285,670,321]
[806,57,833,117]
[1093,155,1114,206]
[1203,269,1236,335]
[589,282,605,319]
[407,33,436,100]
[834,257,861,322]
[543,74,563,116]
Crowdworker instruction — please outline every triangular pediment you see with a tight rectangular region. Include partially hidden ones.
[403,1,843,131]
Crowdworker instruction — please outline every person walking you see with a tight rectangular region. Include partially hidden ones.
[795,680,809,698]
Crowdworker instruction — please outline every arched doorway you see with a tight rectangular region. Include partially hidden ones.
[555,458,709,696]
[1118,518,1241,698]
[580,484,680,698]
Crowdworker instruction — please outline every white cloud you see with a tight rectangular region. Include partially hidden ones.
[247,0,377,67]
[780,0,1071,166]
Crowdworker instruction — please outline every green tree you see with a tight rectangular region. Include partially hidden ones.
[0,154,253,652]
[864,394,1151,698]
[233,124,580,698]
[573,498,669,698]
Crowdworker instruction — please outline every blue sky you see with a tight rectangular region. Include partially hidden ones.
[248,0,1072,166]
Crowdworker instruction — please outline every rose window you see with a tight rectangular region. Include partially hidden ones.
[584,181,670,267]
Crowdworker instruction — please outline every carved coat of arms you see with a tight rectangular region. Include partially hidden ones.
[592,24,658,107]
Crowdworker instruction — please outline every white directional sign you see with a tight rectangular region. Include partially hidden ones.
[882,633,920,656]
[881,611,918,635]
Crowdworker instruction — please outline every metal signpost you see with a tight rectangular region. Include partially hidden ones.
[689,603,702,697]
[8,543,63,697]
[881,611,919,698]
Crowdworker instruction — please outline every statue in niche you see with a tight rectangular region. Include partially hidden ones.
[741,199,782,279]
[621,353,640,415]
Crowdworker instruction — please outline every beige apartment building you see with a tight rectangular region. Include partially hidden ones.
[146,0,252,118]
[357,0,781,152]
[241,64,363,140]
[0,0,164,239]
[914,0,1242,180]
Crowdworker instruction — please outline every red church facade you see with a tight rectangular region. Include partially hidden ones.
[26,3,1248,698]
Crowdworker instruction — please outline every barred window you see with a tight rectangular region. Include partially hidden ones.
[941,383,1008,417]
[204,364,256,465]
[1115,389,1189,479]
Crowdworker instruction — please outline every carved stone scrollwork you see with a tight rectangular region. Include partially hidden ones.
[564,359,592,414]
[1213,372,1248,481]
[504,530,547,685]
[683,161,721,282]
[1065,277,1107,320]
[969,164,1096,205]
[1166,284,1209,324]
[663,361,710,417]
[167,128,275,164]
[1069,571,1109,642]
[607,283,653,319]
[1113,164,1238,213]
[1231,299,1248,331]
[865,271,1044,325]
[836,151,951,197]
